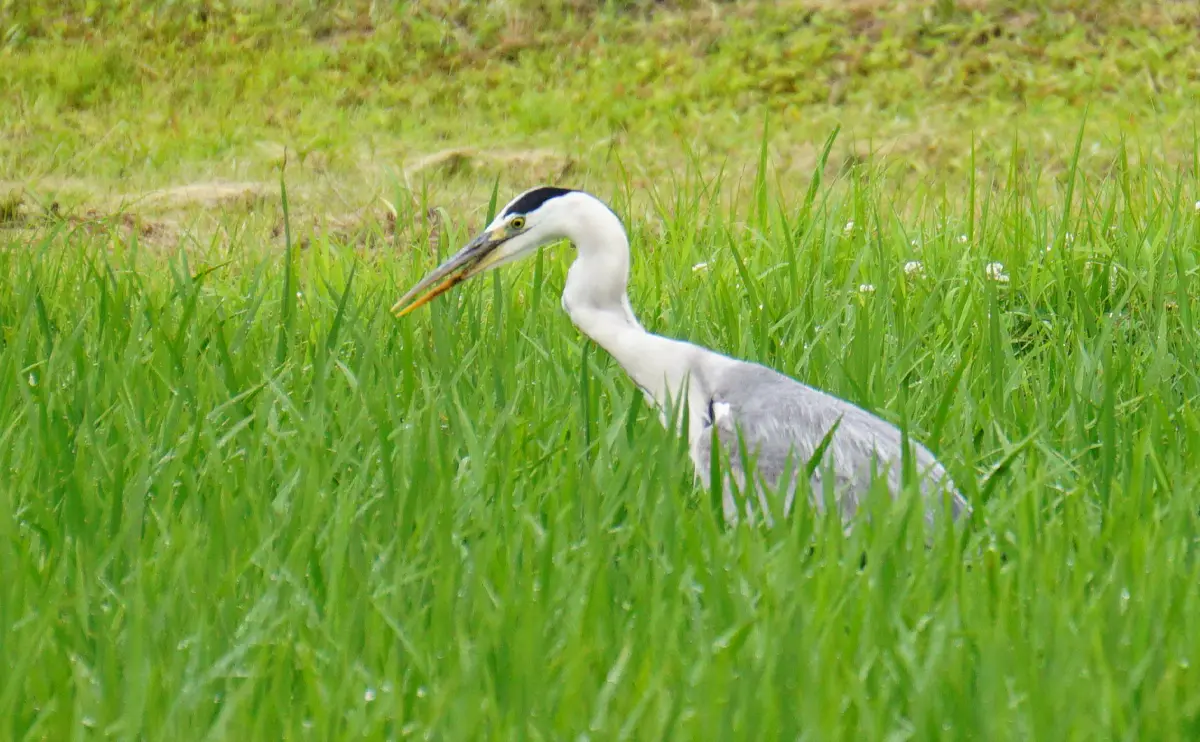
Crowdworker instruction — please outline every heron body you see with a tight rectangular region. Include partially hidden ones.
[393,186,970,528]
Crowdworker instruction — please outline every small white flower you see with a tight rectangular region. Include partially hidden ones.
[903,260,925,278]
[691,262,709,272]
[1194,200,1200,212]
[984,262,1010,284]
[958,234,968,244]
[858,283,876,294]
[364,688,376,702]
[910,239,920,248]
[1065,232,1075,244]
[844,220,855,233]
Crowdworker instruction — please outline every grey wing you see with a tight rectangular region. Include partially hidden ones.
[693,361,969,527]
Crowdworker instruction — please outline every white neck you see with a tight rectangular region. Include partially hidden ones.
[556,196,717,431]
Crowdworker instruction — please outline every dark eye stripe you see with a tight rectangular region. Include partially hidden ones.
[502,186,575,216]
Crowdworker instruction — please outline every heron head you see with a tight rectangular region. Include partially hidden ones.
[390,186,578,317]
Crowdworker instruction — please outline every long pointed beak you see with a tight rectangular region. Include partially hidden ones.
[391,229,505,317]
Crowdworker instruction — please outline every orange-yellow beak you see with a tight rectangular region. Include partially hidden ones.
[391,228,507,317]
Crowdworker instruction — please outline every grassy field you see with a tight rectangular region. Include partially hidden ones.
[4,1,1200,739]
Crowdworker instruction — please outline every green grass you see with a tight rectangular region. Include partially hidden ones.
[3,0,1199,227]
[4,140,1200,738]
[4,1,1200,738]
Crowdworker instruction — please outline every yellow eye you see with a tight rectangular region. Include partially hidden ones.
[509,216,526,230]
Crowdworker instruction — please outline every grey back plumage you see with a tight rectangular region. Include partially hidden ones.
[690,359,970,529]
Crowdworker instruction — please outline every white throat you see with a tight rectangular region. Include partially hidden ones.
[554,194,720,435]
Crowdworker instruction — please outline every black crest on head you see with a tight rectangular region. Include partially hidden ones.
[502,186,575,217]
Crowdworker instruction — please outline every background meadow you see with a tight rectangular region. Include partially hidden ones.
[3,1,1200,739]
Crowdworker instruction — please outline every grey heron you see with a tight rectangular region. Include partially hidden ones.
[392,186,971,529]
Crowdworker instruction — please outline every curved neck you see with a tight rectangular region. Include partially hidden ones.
[559,199,706,424]
[560,200,643,348]
[560,201,640,327]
